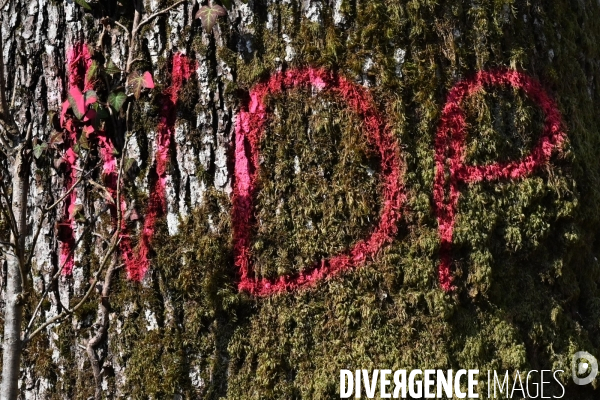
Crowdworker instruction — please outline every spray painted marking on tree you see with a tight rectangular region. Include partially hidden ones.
[121,53,196,281]
[234,68,566,296]
[60,50,566,293]
[58,43,94,275]
[232,68,406,297]
[59,44,129,275]
[433,69,566,292]
[59,45,194,280]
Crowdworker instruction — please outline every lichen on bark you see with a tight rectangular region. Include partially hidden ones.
[0,0,599,399]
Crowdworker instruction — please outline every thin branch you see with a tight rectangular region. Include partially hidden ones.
[136,1,186,33]
[22,232,82,335]
[83,129,129,397]
[23,205,109,337]
[44,172,86,212]
[87,255,121,400]
[24,231,121,343]
[125,0,185,74]
[25,155,97,270]
[96,26,107,49]
[125,1,142,74]
[25,267,100,342]
[128,57,144,67]
[87,178,116,206]
[116,134,131,231]
[113,20,130,36]
[0,179,19,239]
[92,232,110,246]
[84,112,132,398]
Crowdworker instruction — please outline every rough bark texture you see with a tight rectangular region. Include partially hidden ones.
[0,0,600,399]
[1,146,29,400]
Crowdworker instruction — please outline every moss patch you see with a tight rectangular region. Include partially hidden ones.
[28,0,600,398]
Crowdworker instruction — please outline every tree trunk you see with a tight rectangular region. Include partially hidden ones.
[1,0,600,399]
[1,145,29,400]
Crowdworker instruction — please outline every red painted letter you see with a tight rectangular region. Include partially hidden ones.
[121,53,196,281]
[433,69,566,291]
[233,68,405,296]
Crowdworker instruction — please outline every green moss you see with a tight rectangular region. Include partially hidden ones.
[252,89,381,278]
[27,0,600,398]
[105,189,239,399]
[221,0,599,398]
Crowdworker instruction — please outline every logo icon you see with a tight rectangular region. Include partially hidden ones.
[572,351,598,385]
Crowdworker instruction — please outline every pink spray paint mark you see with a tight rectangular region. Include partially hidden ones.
[59,44,127,276]
[95,134,131,267]
[58,51,562,296]
[433,69,566,291]
[58,43,93,275]
[232,68,406,297]
[121,53,196,281]
[59,46,194,281]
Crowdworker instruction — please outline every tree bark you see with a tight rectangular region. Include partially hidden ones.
[1,0,600,398]
[0,0,236,397]
[1,143,29,400]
